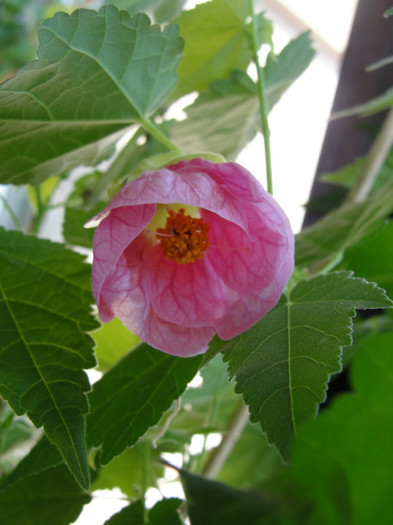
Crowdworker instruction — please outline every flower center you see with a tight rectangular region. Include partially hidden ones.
[156,208,209,264]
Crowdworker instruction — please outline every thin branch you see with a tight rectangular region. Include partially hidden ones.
[249,0,273,194]
[201,401,250,479]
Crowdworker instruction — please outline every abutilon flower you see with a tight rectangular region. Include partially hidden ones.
[88,158,294,357]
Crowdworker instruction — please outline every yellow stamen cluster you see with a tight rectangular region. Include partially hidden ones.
[156,208,209,264]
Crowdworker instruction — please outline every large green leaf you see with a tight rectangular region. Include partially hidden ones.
[87,343,202,464]
[104,500,144,525]
[173,0,270,97]
[221,272,392,460]
[0,228,98,488]
[290,333,393,525]
[0,6,183,185]
[295,176,393,268]
[172,32,314,159]
[0,464,91,525]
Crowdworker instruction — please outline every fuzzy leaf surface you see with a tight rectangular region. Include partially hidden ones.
[0,6,182,185]
[87,344,202,464]
[222,272,393,460]
[0,228,98,488]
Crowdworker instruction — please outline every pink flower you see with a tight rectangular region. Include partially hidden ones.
[89,158,294,357]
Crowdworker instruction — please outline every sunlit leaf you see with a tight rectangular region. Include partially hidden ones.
[0,6,183,185]
[173,0,270,97]
[172,32,314,159]
[221,272,393,460]
[0,228,98,488]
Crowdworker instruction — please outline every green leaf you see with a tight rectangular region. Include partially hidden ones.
[0,464,91,525]
[87,343,202,464]
[295,175,393,268]
[290,333,393,525]
[216,422,283,489]
[264,31,315,110]
[107,0,187,24]
[148,498,183,525]
[172,32,314,159]
[0,436,62,493]
[0,6,183,185]
[338,221,393,299]
[173,0,269,97]
[221,272,393,460]
[321,150,393,192]
[171,70,259,160]
[180,469,277,525]
[63,202,104,248]
[0,228,98,488]
[330,86,393,119]
[104,500,144,525]
[92,442,163,498]
[92,317,140,371]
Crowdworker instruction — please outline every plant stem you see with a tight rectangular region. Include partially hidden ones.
[0,195,22,230]
[201,401,249,479]
[139,115,182,153]
[249,0,273,195]
[344,106,393,204]
[32,185,46,234]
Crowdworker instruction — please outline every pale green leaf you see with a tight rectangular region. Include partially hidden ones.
[321,150,393,191]
[295,175,393,268]
[331,86,393,119]
[87,344,202,464]
[0,6,183,185]
[0,228,98,488]
[173,0,268,97]
[172,32,314,159]
[264,31,315,110]
[92,317,140,371]
[221,272,393,460]
[92,443,163,498]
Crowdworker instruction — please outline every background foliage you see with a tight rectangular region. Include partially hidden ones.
[1,0,393,524]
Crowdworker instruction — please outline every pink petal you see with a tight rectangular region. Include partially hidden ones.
[91,158,294,356]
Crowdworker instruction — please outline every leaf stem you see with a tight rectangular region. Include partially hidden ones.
[201,401,249,479]
[249,0,273,195]
[139,115,182,153]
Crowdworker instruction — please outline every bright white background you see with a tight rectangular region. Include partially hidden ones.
[72,0,358,523]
